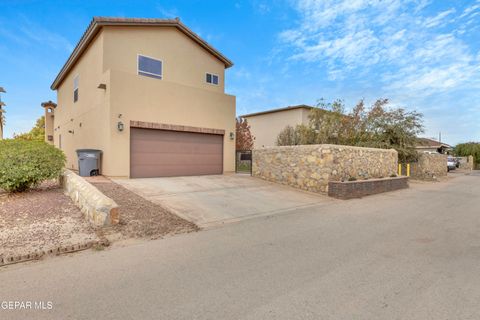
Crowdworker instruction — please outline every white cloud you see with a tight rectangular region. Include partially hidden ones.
[280,0,480,94]
[459,1,480,19]
[252,1,271,14]
[20,26,73,52]
[10,16,74,52]
[423,8,456,28]
[156,5,179,18]
[273,0,480,143]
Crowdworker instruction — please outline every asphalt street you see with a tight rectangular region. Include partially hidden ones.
[1,172,479,320]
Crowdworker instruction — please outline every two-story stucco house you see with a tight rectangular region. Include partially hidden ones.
[45,17,236,178]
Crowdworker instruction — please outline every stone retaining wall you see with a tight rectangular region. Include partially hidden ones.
[252,144,398,194]
[458,156,474,170]
[411,153,447,181]
[61,170,119,227]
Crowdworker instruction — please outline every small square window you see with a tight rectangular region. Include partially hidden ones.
[206,73,219,85]
[138,55,162,79]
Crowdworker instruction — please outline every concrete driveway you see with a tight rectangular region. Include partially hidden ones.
[115,174,330,227]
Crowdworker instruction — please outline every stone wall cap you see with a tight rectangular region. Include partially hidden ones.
[330,176,408,184]
[254,144,397,153]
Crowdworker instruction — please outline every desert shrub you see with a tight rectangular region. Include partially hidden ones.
[276,125,300,146]
[0,140,65,192]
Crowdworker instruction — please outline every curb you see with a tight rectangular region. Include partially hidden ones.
[0,241,99,268]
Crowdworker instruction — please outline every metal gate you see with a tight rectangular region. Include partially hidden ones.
[236,150,252,175]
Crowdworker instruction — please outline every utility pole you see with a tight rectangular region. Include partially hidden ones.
[0,87,6,140]
[438,131,442,143]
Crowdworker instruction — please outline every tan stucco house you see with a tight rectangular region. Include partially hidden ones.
[46,17,236,178]
[241,105,312,148]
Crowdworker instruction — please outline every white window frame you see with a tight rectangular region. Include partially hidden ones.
[73,74,79,103]
[206,72,219,86]
[137,54,163,79]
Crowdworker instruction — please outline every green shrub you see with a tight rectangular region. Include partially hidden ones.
[0,140,66,192]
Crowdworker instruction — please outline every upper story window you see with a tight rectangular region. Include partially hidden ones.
[138,55,162,79]
[206,73,219,85]
[73,75,79,102]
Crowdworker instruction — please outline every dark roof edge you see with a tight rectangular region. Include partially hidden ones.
[240,105,313,118]
[416,137,452,148]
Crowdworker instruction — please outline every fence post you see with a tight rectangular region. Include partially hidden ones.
[398,164,402,176]
[407,163,410,177]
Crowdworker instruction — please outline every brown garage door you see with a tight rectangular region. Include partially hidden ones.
[130,128,223,178]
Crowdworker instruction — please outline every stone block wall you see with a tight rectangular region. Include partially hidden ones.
[410,153,447,181]
[458,156,474,170]
[252,144,398,194]
[61,170,119,227]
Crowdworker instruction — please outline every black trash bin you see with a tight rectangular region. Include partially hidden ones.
[76,149,102,177]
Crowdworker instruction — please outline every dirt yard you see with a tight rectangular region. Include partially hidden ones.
[1,176,198,265]
[0,182,99,260]
[89,177,198,240]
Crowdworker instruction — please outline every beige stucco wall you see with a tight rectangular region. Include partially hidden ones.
[54,32,111,172]
[244,108,310,148]
[53,26,235,178]
[107,69,235,177]
[253,144,398,193]
[44,108,55,144]
[102,26,225,93]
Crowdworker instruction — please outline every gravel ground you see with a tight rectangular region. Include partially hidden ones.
[90,178,198,240]
[0,182,99,259]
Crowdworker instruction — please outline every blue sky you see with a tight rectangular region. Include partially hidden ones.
[1,0,479,145]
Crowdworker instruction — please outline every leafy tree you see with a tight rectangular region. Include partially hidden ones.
[14,116,45,141]
[277,125,300,146]
[455,142,480,167]
[276,98,424,162]
[309,99,347,145]
[236,117,255,150]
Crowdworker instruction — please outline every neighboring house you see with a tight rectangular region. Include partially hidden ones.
[416,138,452,154]
[46,17,236,178]
[241,105,313,148]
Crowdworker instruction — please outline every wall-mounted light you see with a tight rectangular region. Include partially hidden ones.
[229,132,235,140]
[117,121,124,132]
